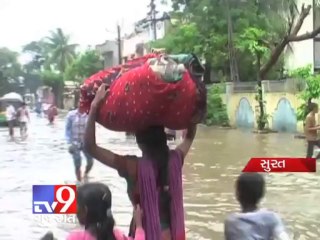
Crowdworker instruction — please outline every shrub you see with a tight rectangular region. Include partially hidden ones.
[206,84,229,126]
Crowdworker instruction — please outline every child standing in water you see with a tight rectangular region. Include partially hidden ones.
[67,182,145,240]
[224,173,290,240]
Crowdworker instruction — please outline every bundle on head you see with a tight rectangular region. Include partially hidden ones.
[79,53,207,132]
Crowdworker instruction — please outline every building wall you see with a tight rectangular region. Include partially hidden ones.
[122,20,167,59]
[315,40,320,69]
[222,80,319,133]
[285,0,315,71]
[96,40,121,68]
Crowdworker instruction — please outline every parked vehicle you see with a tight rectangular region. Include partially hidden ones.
[0,92,24,126]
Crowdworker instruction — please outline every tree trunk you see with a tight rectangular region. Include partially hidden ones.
[257,53,265,130]
[259,38,287,80]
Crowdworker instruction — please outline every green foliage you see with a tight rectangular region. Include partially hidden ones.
[151,23,202,55]
[1,28,78,102]
[167,0,315,81]
[289,65,312,79]
[64,49,103,81]
[31,28,77,74]
[0,48,23,95]
[40,70,63,88]
[22,40,49,73]
[46,28,78,73]
[291,66,320,121]
[237,27,270,130]
[206,84,229,126]
[236,27,270,61]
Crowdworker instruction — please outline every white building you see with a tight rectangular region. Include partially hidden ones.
[96,40,121,68]
[286,0,320,72]
[122,12,170,61]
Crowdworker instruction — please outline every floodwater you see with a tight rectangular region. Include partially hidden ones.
[0,114,319,240]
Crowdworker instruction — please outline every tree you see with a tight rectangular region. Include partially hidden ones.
[166,0,320,130]
[40,70,64,107]
[259,2,320,79]
[22,40,49,73]
[206,84,229,126]
[64,49,103,82]
[290,65,320,122]
[168,0,320,81]
[151,22,202,54]
[0,48,23,95]
[236,27,269,130]
[45,28,78,73]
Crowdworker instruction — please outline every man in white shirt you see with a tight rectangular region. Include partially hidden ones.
[6,104,16,140]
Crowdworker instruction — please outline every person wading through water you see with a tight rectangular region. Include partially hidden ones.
[66,105,94,184]
[304,102,320,158]
[84,84,197,240]
[17,102,30,139]
[6,103,16,141]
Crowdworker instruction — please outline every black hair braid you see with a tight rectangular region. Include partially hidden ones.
[136,126,170,191]
[95,190,116,240]
[78,183,116,240]
[95,214,116,240]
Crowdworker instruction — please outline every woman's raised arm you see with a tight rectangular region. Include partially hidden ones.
[176,124,197,159]
[84,84,121,170]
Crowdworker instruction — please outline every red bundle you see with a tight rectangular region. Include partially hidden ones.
[79,54,206,132]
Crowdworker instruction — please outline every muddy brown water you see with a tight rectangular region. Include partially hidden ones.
[0,114,319,239]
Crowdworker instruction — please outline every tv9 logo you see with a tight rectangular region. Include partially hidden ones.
[32,185,77,214]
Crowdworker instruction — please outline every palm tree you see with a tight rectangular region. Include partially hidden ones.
[45,28,78,73]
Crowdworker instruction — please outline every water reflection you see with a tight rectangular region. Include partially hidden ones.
[0,115,319,239]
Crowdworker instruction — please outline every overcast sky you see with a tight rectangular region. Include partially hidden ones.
[0,0,171,52]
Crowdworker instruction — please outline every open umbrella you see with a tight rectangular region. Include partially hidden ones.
[1,92,23,102]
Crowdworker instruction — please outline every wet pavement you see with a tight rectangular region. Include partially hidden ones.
[0,113,319,240]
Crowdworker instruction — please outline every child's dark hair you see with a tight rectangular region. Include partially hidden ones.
[236,173,265,207]
[308,102,318,113]
[136,126,169,191]
[77,183,115,240]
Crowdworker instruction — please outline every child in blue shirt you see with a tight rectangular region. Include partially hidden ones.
[224,173,290,240]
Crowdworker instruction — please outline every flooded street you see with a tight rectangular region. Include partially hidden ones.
[0,113,320,240]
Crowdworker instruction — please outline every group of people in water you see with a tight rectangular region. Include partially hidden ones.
[56,83,291,240]
[5,102,30,140]
[5,101,58,141]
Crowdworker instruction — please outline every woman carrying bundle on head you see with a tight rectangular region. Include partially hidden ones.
[84,84,197,240]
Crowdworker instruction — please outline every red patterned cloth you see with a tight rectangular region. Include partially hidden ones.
[79,54,205,132]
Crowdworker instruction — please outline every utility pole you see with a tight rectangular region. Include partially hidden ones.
[148,0,157,40]
[225,0,240,82]
[146,0,170,42]
[117,24,122,64]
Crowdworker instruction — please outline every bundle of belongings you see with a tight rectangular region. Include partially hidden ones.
[79,52,207,132]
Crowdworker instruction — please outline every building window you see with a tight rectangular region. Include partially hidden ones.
[315,40,320,69]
